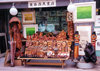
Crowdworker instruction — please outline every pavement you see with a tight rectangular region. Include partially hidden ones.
[0,53,5,58]
[0,57,100,71]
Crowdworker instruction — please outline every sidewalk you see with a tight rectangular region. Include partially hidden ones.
[0,57,100,71]
[0,53,5,58]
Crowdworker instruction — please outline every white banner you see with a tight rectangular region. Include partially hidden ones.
[95,15,100,27]
[76,26,91,43]
[28,0,56,8]
[0,0,35,3]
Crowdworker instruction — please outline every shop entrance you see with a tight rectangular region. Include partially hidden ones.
[0,10,8,55]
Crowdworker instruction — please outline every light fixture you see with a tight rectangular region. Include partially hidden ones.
[67,0,75,13]
[9,3,18,16]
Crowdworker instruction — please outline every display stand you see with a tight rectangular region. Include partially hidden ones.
[18,40,71,68]
[18,57,68,68]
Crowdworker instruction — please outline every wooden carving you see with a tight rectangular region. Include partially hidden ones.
[9,17,22,57]
[67,12,74,41]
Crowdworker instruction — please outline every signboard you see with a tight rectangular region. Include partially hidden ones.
[94,28,100,50]
[96,40,100,50]
[94,28,100,40]
[73,2,96,23]
[95,15,100,27]
[0,0,35,3]
[28,0,56,8]
[76,26,91,43]
[23,24,38,38]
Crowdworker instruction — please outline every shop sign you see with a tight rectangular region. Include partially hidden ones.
[95,15,100,27]
[0,0,36,3]
[28,0,56,8]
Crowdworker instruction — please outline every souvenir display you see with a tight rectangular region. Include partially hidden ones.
[91,32,97,49]
[24,30,71,58]
[74,31,80,59]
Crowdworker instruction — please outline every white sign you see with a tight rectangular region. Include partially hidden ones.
[94,28,100,50]
[96,40,100,50]
[94,28,100,40]
[76,26,91,43]
[95,15,100,26]
[0,0,36,3]
[23,24,38,38]
[73,2,96,23]
[28,0,56,8]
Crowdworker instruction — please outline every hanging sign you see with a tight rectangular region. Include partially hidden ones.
[28,0,56,8]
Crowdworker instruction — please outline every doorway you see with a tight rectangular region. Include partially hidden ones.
[0,10,8,55]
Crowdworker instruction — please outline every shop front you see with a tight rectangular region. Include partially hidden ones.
[0,0,98,68]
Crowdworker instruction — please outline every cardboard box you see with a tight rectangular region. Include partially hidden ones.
[15,59,22,66]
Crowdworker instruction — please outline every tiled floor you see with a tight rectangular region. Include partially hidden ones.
[0,57,100,71]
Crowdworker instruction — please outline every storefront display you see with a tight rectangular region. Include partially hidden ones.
[17,30,72,68]
[23,30,71,58]
[0,0,97,69]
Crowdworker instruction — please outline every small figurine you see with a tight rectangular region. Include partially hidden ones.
[56,41,62,52]
[74,31,80,60]
[47,40,55,57]
[91,31,97,49]
[56,30,66,40]
[57,41,71,58]
[61,41,67,52]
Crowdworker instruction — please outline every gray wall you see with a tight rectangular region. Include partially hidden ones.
[0,0,94,9]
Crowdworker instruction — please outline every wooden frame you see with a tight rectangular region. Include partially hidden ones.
[22,11,36,24]
[23,24,38,38]
[76,25,92,43]
[73,2,96,23]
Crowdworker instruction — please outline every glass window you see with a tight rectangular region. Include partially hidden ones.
[36,10,67,32]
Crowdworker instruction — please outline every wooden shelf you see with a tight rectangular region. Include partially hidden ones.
[18,57,69,60]
[26,62,66,66]
[18,57,67,68]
